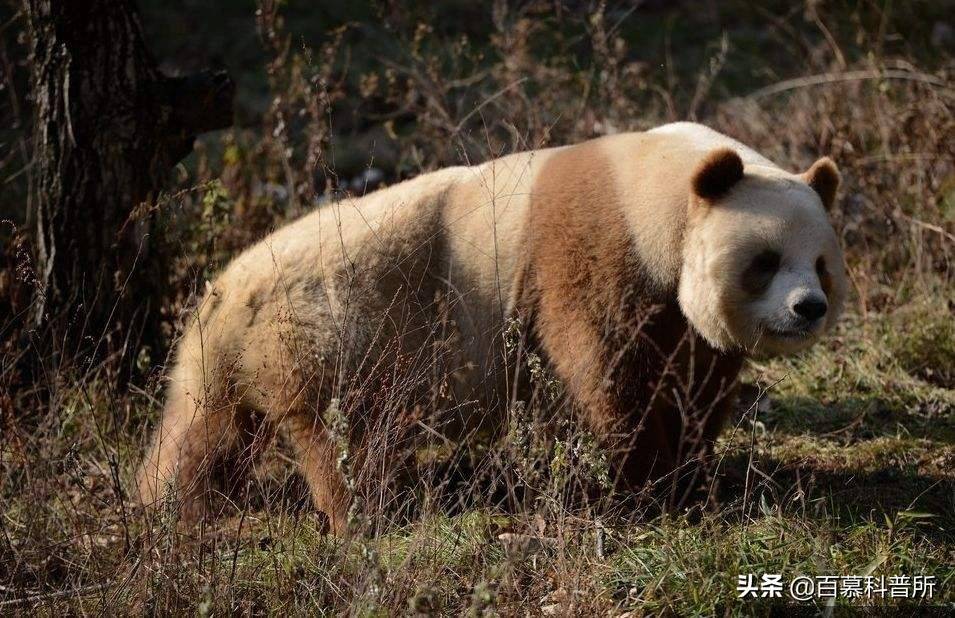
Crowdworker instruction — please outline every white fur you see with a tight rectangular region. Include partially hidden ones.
[649,122,777,168]
[676,157,846,357]
[140,124,846,526]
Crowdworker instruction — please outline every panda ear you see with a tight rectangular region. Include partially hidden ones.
[804,157,840,211]
[691,147,744,202]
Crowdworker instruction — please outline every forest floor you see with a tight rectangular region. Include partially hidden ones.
[2,297,952,614]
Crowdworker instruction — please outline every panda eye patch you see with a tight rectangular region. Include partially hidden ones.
[741,250,780,294]
[752,250,781,273]
[815,256,827,276]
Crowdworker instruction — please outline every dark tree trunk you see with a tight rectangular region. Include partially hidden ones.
[24,0,233,368]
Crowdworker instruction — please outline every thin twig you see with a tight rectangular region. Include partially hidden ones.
[453,78,528,134]
[899,213,955,244]
[745,69,954,101]
[0,583,110,609]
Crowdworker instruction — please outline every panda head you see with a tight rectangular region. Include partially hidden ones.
[678,148,847,357]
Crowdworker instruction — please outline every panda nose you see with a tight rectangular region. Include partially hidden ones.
[793,298,828,321]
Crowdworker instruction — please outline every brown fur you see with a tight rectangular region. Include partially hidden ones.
[804,157,841,210]
[690,147,744,201]
[817,257,834,299]
[139,124,842,531]
[739,251,780,297]
[519,140,743,502]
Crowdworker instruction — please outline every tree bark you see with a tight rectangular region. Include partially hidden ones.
[24,0,234,367]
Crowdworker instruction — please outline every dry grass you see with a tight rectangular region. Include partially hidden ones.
[1,1,953,614]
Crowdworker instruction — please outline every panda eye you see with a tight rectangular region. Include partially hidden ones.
[815,256,827,276]
[741,250,781,294]
[752,250,781,273]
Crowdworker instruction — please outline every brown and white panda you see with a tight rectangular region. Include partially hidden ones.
[137,122,846,533]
